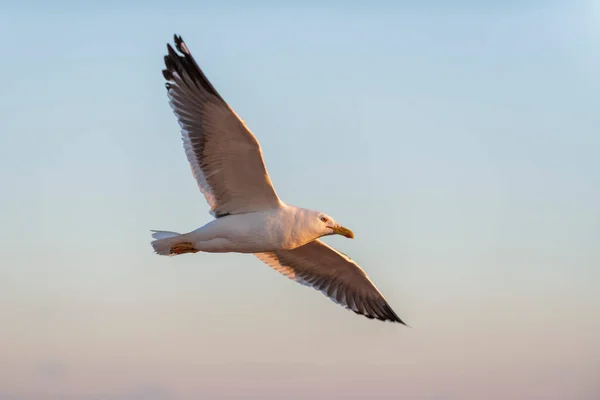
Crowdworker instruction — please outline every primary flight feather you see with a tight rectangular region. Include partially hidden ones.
[151,34,405,324]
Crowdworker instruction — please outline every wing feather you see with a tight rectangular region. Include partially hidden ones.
[162,35,282,217]
[255,240,405,324]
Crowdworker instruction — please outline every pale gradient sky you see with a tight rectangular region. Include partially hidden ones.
[1,1,599,399]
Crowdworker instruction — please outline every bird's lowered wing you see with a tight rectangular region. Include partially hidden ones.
[162,35,282,217]
[255,240,405,324]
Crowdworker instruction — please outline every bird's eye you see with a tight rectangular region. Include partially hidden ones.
[320,216,328,223]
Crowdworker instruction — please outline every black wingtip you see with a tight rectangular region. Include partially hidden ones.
[162,34,225,101]
[162,69,173,81]
[166,43,178,61]
[383,304,408,326]
[354,302,408,325]
[173,34,186,53]
[351,307,407,325]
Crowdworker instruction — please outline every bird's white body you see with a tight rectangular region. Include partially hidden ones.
[152,205,333,254]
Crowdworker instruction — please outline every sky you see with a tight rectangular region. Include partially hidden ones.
[0,1,599,399]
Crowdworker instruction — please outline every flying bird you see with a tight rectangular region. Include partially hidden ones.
[151,35,405,324]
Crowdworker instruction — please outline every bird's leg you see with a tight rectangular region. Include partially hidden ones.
[169,242,199,255]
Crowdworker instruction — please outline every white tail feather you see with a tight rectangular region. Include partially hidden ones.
[151,230,181,240]
[150,230,182,255]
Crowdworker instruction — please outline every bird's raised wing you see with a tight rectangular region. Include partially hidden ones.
[162,35,282,217]
[255,240,405,324]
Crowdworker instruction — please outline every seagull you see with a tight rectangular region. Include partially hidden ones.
[151,35,406,324]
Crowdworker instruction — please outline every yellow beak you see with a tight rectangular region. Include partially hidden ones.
[331,225,355,239]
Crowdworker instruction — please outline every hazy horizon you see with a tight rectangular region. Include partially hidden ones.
[1,1,599,399]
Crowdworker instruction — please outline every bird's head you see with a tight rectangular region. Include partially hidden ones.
[307,210,354,239]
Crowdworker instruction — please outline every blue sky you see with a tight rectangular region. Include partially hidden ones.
[0,1,599,399]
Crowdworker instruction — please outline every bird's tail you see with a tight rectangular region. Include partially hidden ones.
[150,230,183,256]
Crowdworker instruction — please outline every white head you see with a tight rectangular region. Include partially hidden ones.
[302,209,355,240]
